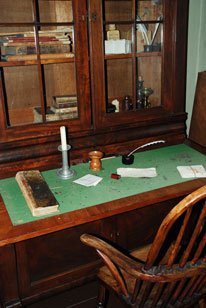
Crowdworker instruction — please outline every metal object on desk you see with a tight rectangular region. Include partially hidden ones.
[57,144,75,179]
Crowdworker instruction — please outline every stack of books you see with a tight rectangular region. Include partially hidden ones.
[33,95,78,123]
[0,27,74,61]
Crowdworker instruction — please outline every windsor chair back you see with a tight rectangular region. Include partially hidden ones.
[81,185,206,307]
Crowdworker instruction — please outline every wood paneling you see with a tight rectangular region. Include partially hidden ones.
[189,71,206,148]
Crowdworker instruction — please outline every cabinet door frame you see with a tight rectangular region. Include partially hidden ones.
[88,0,189,129]
[0,0,92,143]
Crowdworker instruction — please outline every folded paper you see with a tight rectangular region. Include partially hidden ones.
[177,165,206,178]
[73,174,103,187]
[117,168,157,178]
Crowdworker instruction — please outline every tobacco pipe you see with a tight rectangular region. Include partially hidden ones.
[122,140,166,165]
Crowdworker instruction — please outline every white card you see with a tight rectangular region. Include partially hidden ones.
[177,165,206,178]
[73,174,103,187]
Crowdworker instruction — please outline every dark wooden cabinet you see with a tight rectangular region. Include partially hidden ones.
[0,201,176,306]
[0,0,189,179]
[101,196,182,250]
[15,221,102,303]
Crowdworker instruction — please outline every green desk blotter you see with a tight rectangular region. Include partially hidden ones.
[0,144,205,225]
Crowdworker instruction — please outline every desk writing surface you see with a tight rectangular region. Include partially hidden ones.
[0,144,205,226]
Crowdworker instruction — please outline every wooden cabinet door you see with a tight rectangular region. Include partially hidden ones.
[15,220,101,302]
[0,245,21,307]
[95,198,179,252]
[88,0,188,130]
[0,0,91,143]
[115,199,180,251]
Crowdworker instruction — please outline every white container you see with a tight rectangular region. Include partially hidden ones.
[105,39,131,54]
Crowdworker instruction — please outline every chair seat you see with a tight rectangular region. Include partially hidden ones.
[98,243,151,295]
[130,243,152,262]
[98,261,136,296]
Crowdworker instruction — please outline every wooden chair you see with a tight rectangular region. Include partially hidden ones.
[80,185,206,307]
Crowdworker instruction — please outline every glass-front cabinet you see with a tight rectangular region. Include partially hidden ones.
[89,0,185,129]
[104,0,163,111]
[0,0,189,177]
[0,0,91,135]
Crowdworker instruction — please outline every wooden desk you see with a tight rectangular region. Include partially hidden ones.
[0,144,205,307]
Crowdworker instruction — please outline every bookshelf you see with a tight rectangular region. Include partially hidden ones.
[0,0,90,132]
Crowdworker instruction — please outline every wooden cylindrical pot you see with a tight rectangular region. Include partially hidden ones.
[89,151,103,171]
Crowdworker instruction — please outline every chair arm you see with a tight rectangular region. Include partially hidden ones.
[80,234,206,284]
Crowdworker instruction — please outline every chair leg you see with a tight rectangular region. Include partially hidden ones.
[97,283,108,308]
[198,298,206,308]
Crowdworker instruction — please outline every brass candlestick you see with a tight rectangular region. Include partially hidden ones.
[141,87,153,108]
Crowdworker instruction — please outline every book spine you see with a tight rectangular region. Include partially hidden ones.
[3,40,71,47]
[53,101,77,109]
[50,106,78,114]
[1,46,27,55]
[33,107,78,122]
[1,44,71,56]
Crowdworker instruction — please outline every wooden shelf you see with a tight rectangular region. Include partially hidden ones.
[105,53,133,60]
[104,51,161,60]
[0,57,75,67]
[136,51,162,57]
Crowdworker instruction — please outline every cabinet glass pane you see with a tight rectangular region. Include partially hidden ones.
[38,26,74,58]
[137,0,163,21]
[105,24,132,55]
[136,22,163,53]
[0,0,33,23]
[39,0,73,23]
[104,1,133,113]
[104,1,133,22]
[0,27,35,62]
[0,0,78,126]
[3,66,41,126]
[43,63,78,123]
[137,56,162,109]
[136,0,163,109]
[136,1,163,52]
[106,59,133,113]
[103,0,164,114]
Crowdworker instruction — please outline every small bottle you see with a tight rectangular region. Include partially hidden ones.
[107,24,120,40]
[136,76,144,109]
[124,95,133,111]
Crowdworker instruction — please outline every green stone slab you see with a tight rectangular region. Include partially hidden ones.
[0,144,205,225]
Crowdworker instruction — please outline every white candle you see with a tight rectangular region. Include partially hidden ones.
[60,126,67,150]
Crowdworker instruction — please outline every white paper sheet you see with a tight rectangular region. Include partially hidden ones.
[73,174,103,187]
[177,165,206,178]
[117,168,157,178]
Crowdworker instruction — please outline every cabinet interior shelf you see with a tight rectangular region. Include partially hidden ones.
[105,20,163,25]
[105,51,161,60]
[0,57,75,67]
